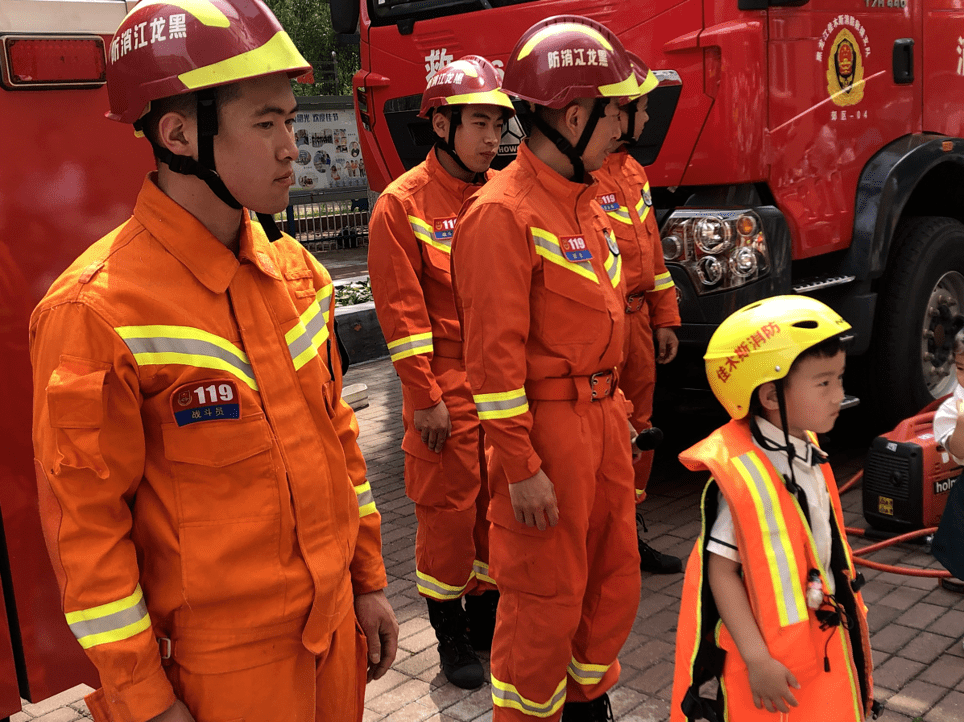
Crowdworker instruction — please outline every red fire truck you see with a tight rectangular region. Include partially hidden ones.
[339,0,964,425]
[0,0,153,713]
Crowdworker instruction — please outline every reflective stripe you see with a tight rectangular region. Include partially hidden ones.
[66,584,151,650]
[531,227,598,284]
[567,657,612,685]
[416,569,472,600]
[116,325,258,390]
[635,488,645,499]
[605,250,621,288]
[635,196,650,223]
[606,206,633,225]
[650,271,674,292]
[409,214,452,255]
[354,481,377,518]
[387,332,434,362]
[473,559,496,586]
[285,283,332,371]
[491,675,566,718]
[733,453,808,626]
[474,388,529,420]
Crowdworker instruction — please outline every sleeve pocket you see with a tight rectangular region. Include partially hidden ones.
[46,356,111,478]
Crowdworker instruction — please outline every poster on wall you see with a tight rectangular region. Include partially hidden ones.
[291,103,367,193]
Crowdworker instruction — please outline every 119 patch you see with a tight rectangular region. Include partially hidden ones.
[434,217,456,241]
[171,379,240,426]
[559,235,593,263]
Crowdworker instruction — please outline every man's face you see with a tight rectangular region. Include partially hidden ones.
[579,98,621,172]
[618,94,649,142]
[213,74,298,214]
[448,104,505,173]
[781,350,847,437]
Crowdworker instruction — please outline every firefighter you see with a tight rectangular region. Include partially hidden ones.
[451,15,642,722]
[670,296,877,722]
[591,52,683,574]
[368,55,514,689]
[28,2,397,721]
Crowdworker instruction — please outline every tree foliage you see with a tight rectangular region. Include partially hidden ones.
[264,0,359,96]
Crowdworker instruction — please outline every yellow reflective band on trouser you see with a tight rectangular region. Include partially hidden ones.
[66,584,151,650]
[492,676,566,718]
[567,657,612,686]
[354,481,377,518]
[179,32,309,90]
[285,283,332,371]
[116,324,258,390]
[733,452,808,626]
[516,23,614,60]
[474,388,529,420]
[133,0,229,27]
[605,250,621,288]
[387,332,434,362]
[531,227,598,284]
[417,569,472,600]
[651,271,674,292]
[409,215,452,255]
[606,207,633,225]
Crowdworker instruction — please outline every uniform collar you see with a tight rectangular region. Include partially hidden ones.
[425,147,488,196]
[133,174,281,294]
[516,141,598,203]
[601,148,630,174]
[754,416,827,466]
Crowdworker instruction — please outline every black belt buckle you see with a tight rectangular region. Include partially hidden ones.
[590,370,614,400]
[625,293,645,314]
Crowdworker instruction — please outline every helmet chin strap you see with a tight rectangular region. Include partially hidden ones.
[527,98,606,181]
[435,106,478,177]
[141,88,282,241]
[618,98,638,146]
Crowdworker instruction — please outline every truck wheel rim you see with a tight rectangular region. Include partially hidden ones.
[921,270,964,398]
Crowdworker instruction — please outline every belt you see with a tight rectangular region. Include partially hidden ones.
[625,292,646,314]
[432,338,463,359]
[525,369,617,403]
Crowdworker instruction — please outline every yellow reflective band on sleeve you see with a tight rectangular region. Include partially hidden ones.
[409,215,452,255]
[531,227,598,284]
[474,388,529,420]
[734,453,808,627]
[516,23,613,60]
[605,250,621,289]
[354,481,377,518]
[116,324,258,390]
[65,584,151,650]
[179,32,309,90]
[133,0,229,26]
[473,559,496,586]
[387,332,434,362]
[416,569,473,600]
[492,675,566,718]
[285,283,332,371]
[606,206,633,225]
[650,271,674,292]
[567,657,612,685]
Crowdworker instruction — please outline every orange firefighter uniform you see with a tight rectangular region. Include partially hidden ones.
[368,148,494,600]
[592,149,679,501]
[30,176,386,722]
[451,142,641,720]
[670,419,874,722]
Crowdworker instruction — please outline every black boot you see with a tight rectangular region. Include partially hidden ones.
[561,693,613,722]
[464,590,499,651]
[426,599,485,689]
[638,538,683,574]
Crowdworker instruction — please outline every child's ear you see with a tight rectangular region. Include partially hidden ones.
[758,382,780,411]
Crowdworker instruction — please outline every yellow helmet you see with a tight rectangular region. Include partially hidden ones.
[705,295,851,419]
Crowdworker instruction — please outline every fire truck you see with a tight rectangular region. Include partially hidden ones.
[0,0,153,713]
[338,0,964,425]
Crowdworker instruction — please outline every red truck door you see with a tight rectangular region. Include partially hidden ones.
[922,0,964,135]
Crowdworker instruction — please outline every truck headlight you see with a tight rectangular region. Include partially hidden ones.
[661,209,770,293]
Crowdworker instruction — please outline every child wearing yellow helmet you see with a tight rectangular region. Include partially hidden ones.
[670,296,879,722]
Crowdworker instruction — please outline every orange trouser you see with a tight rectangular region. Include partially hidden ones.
[403,354,492,600]
[620,302,656,503]
[487,394,641,721]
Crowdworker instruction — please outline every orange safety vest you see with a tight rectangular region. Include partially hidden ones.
[671,419,876,722]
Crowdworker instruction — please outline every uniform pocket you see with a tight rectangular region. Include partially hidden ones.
[401,428,441,463]
[47,356,111,477]
[537,261,607,349]
[487,489,558,596]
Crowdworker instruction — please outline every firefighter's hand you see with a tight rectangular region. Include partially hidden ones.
[628,419,643,460]
[413,400,451,453]
[509,470,559,531]
[655,327,679,364]
[746,654,800,713]
[147,701,195,722]
[354,589,399,682]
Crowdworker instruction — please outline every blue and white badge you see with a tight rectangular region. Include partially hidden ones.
[559,235,593,263]
[596,192,620,212]
[170,379,241,427]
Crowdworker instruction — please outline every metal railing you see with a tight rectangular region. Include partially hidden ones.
[278,188,378,253]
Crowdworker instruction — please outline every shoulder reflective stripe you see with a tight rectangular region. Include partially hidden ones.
[473,559,495,586]
[116,325,258,390]
[491,675,566,718]
[354,481,377,518]
[567,657,612,685]
[408,215,452,255]
[530,227,598,284]
[416,569,472,600]
[605,250,621,288]
[635,197,650,223]
[650,271,674,292]
[733,452,808,626]
[606,207,633,225]
[474,388,529,420]
[286,283,333,371]
[387,332,434,362]
[65,584,151,650]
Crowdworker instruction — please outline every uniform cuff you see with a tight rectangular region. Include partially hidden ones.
[410,384,443,411]
[504,450,543,485]
[96,663,176,722]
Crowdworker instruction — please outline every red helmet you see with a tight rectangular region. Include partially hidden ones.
[501,15,638,109]
[418,55,515,118]
[626,52,658,100]
[106,0,311,124]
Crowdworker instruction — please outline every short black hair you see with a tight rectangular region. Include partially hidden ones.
[140,85,242,161]
[748,333,846,415]
[954,328,964,356]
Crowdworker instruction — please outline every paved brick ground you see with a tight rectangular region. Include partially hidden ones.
[12,357,964,722]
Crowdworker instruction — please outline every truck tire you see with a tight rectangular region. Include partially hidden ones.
[871,216,964,425]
